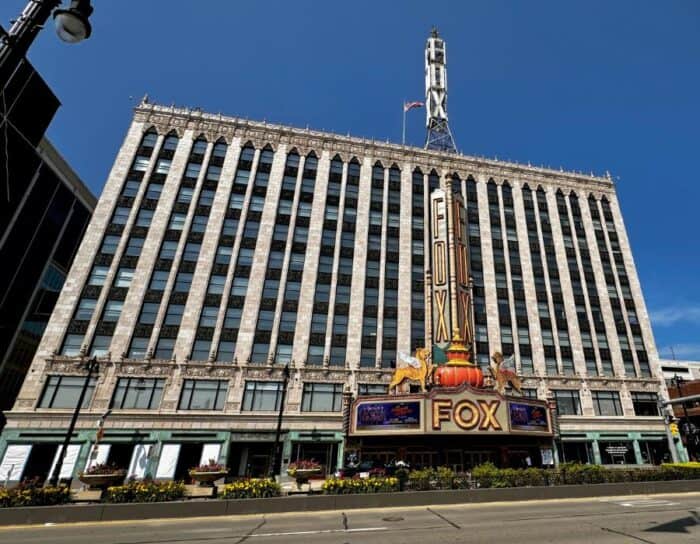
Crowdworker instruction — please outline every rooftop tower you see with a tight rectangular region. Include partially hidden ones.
[425,28,457,153]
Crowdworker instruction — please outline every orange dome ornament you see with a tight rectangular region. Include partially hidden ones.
[433,330,484,388]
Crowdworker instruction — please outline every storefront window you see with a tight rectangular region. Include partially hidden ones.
[631,392,659,416]
[561,441,593,464]
[111,378,164,409]
[599,441,634,464]
[638,440,671,465]
[552,390,581,415]
[242,381,283,411]
[592,391,623,416]
[178,380,228,410]
[301,383,343,412]
[39,375,97,409]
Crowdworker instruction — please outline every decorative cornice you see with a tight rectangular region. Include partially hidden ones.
[134,101,615,193]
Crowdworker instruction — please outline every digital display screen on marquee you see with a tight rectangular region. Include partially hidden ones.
[356,401,421,430]
[508,402,549,432]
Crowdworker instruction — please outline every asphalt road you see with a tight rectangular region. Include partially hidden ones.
[0,492,698,544]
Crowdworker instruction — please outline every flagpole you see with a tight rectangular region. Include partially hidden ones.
[402,101,406,145]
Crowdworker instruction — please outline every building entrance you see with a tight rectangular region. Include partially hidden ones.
[21,444,56,484]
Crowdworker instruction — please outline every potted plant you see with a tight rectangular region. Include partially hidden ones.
[78,463,126,489]
[286,459,322,489]
[188,459,229,486]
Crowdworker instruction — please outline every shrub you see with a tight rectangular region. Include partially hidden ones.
[103,480,185,503]
[220,478,281,499]
[322,476,399,494]
[0,481,71,508]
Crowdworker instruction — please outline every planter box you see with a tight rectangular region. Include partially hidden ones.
[189,471,228,486]
[78,472,126,489]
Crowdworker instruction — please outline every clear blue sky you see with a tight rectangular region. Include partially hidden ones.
[4,0,699,360]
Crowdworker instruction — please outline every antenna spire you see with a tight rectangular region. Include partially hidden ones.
[425,28,457,153]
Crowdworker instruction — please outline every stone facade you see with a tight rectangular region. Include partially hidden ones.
[0,101,679,482]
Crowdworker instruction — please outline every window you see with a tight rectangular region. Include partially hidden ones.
[553,390,581,415]
[132,156,150,171]
[179,380,228,410]
[217,340,235,362]
[128,337,149,359]
[163,134,178,151]
[135,209,153,228]
[301,382,343,412]
[208,275,226,295]
[149,270,169,290]
[88,266,109,286]
[141,131,158,148]
[102,300,123,322]
[198,189,216,207]
[159,240,178,260]
[222,218,238,236]
[631,392,659,416]
[184,162,201,179]
[358,384,387,396]
[199,306,218,328]
[592,390,623,416]
[61,334,84,356]
[215,246,232,265]
[174,272,192,292]
[230,277,248,297]
[177,186,194,204]
[125,237,144,257]
[75,298,96,321]
[145,183,163,200]
[139,302,159,324]
[191,215,208,233]
[276,344,292,363]
[224,307,242,329]
[168,213,187,231]
[183,243,201,261]
[114,268,134,287]
[150,158,170,175]
[39,375,97,409]
[100,235,120,255]
[242,381,283,411]
[90,335,111,356]
[191,339,211,361]
[111,378,164,410]
[192,139,208,155]
[164,304,184,326]
[155,337,175,359]
[212,141,227,158]
[256,310,274,332]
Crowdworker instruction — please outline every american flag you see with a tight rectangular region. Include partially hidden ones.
[404,101,424,112]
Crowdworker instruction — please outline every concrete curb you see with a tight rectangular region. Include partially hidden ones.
[1,479,699,526]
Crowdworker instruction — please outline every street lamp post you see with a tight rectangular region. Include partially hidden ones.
[0,0,93,83]
[268,362,291,478]
[48,356,98,487]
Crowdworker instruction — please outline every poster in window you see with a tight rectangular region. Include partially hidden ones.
[355,401,421,430]
[508,402,549,432]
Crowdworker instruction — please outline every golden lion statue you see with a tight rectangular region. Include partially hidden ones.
[489,352,522,395]
[389,347,433,394]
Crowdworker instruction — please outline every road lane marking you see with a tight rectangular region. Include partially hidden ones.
[248,527,388,537]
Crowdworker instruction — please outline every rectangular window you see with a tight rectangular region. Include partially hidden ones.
[177,186,194,204]
[111,207,131,225]
[139,302,159,324]
[111,378,164,410]
[88,266,109,286]
[75,298,96,321]
[198,189,216,207]
[164,304,185,326]
[190,215,208,233]
[145,183,163,200]
[159,240,178,260]
[125,237,144,257]
[179,380,228,410]
[102,300,123,322]
[592,390,623,416]
[224,307,242,329]
[122,179,140,197]
[217,340,235,362]
[154,159,171,174]
[358,384,388,396]
[128,337,149,359]
[553,390,582,415]
[631,392,659,416]
[155,338,175,359]
[301,382,343,412]
[185,162,201,179]
[174,272,192,292]
[191,339,211,361]
[199,306,219,328]
[61,334,84,356]
[39,375,97,409]
[90,335,112,356]
[230,277,249,297]
[114,268,134,288]
[135,209,153,228]
[183,243,201,262]
[208,275,226,295]
[168,213,187,231]
[149,270,169,290]
[242,381,283,411]
[215,246,232,265]
[100,235,120,255]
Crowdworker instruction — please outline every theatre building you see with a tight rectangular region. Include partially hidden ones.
[0,98,677,486]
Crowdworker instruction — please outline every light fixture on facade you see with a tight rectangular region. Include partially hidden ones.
[54,0,93,44]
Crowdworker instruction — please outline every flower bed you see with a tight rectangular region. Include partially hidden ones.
[0,481,71,508]
[103,480,185,503]
[322,476,399,494]
[219,478,281,499]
